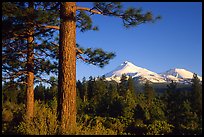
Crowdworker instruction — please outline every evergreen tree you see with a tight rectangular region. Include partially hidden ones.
[48,76,58,98]
[178,100,200,134]
[191,73,202,117]
[118,74,128,96]
[3,2,160,134]
[122,77,137,118]
[2,2,60,119]
[107,83,119,116]
[163,80,184,132]
[109,83,119,101]
[34,83,46,102]
[82,77,88,103]
[144,81,155,105]
[123,89,137,119]
[2,81,19,103]
[127,76,136,97]
[76,80,83,101]
[87,76,95,101]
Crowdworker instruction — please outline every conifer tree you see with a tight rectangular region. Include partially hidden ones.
[179,100,200,134]
[127,76,136,98]
[164,80,183,129]
[2,2,60,119]
[191,73,202,117]
[144,81,155,104]
[26,2,35,120]
[2,2,115,123]
[76,80,83,101]
[82,77,88,103]
[87,76,95,101]
[3,2,160,134]
[118,74,128,96]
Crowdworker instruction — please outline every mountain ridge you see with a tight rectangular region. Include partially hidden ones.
[104,61,202,84]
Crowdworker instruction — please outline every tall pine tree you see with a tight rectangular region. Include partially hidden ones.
[58,2,160,133]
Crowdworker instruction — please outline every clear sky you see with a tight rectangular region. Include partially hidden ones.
[76,2,202,81]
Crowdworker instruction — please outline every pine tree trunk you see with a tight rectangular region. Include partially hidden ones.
[26,2,34,120]
[58,2,76,134]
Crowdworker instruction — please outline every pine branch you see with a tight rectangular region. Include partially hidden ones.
[2,82,27,92]
[51,42,59,46]
[76,47,83,54]
[76,54,88,62]
[2,72,27,81]
[37,25,60,30]
[4,28,53,40]
[77,6,103,15]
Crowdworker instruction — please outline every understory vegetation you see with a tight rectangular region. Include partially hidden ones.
[2,74,202,135]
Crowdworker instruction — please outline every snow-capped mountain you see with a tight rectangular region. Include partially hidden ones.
[105,61,166,83]
[104,61,202,84]
[160,68,202,84]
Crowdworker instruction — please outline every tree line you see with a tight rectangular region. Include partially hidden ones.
[2,74,202,135]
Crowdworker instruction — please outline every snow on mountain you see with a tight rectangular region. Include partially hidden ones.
[105,61,166,83]
[104,61,202,84]
[160,68,202,83]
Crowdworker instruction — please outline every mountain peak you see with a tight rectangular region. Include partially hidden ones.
[121,61,134,66]
[160,68,202,81]
[123,61,130,64]
[104,61,202,83]
[105,61,166,83]
[124,61,129,64]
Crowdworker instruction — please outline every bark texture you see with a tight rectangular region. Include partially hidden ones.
[26,2,34,120]
[58,2,77,134]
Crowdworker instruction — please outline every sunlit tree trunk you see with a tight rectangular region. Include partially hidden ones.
[26,2,34,120]
[58,2,77,134]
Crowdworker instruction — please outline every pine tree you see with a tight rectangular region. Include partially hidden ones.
[144,81,155,105]
[127,76,136,98]
[26,2,35,120]
[118,74,128,96]
[2,2,60,119]
[82,77,88,103]
[76,80,83,101]
[191,73,202,118]
[87,76,95,101]
[2,81,18,103]
[3,2,160,134]
[2,2,115,124]
[164,80,184,130]
[34,83,46,101]
[179,100,200,134]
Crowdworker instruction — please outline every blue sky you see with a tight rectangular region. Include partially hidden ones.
[76,2,202,81]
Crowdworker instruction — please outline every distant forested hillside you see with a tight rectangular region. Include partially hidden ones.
[2,74,202,135]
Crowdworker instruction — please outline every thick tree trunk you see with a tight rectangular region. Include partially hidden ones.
[26,2,34,120]
[58,2,76,134]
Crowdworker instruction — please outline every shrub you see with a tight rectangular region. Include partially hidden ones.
[2,101,25,134]
[103,117,125,134]
[146,120,174,135]
[75,116,117,135]
[17,101,58,135]
[2,109,13,123]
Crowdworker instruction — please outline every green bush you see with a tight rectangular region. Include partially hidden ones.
[103,117,125,134]
[17,101,58,135]
[2,109,13,123]
[75,116,117,135]
[146,120,174,135]
[2,101,25,134]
